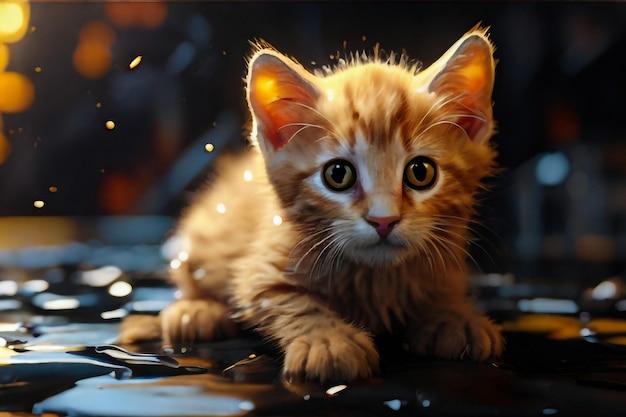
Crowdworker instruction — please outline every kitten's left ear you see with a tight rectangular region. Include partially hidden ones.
[417,27,496,145]
[246,48,321,153]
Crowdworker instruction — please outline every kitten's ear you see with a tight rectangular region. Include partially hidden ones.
[417,27,496,145]
[247,49,320,152]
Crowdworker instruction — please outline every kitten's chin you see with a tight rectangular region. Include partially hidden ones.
[347,241,409,267]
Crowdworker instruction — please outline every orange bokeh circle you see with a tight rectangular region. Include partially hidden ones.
[0,71,35,113]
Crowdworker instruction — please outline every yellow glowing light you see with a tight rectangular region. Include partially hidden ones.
[34,66,41,73]
[33,200,44,208]
[216,203,226,214]
[48,186,58,193]
[129,55,142,70]
[272,215,283,226]
[0,71,35,113]
[0,1,30,44]
[0,43,8,72]
[243,170,253,182]
[105,120,115,130]
[73,40,112,79]
[204,143,214,152]
[96,102,102,108]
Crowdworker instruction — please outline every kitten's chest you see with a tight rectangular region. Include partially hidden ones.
[316,263,427,335]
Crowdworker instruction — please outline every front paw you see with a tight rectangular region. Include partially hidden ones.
[282,326,380,383]
[408,308,503,362]
[161,299,239,346]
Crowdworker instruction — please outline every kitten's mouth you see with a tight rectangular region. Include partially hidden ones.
[349,238,407,265]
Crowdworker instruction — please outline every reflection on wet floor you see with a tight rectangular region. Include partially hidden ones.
[2,253,626,416]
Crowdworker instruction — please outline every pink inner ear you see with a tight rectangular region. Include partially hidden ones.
[426,33,495,144]
[457,111,489,145]
[248,53,320,151]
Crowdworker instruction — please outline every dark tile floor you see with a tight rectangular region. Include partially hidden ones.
[2,262,626,416]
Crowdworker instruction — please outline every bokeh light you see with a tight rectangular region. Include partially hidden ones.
[73,20,115,79]
[0,131,11,165]
[78,20,115,45]
[0,71,35,113]
[0,1,30,44]
[104,2,168,29]
[73,40,112,80]
[0,43,9,72]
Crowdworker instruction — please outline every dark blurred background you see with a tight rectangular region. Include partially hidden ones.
[2,1,626,294]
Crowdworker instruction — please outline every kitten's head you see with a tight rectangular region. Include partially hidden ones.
[246,28,498,269]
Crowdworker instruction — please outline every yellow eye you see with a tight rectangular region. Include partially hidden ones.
[322,159,356,192]
[404,156,437,190]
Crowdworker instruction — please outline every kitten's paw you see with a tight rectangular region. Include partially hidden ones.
[282,326,380,383]
[408,308,503,362]
[117,314,162,344]
[161,299,239,346]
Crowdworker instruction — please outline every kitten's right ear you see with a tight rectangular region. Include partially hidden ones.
[246,49,320,152]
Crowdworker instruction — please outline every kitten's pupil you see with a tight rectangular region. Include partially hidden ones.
[412,164,428,182]
[323,160,356,192]
[404,156,437,190]
[330,164,347,183]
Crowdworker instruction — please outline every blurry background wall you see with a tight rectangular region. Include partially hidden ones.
[1,2,626,288]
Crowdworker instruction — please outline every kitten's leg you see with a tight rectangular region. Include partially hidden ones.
[236,284,379,383]
[406,302,503,362]
[160,298,239,346]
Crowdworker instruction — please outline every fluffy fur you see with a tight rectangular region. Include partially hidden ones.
[119,27,504,383]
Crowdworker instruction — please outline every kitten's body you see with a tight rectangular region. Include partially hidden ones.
[120,28,504,382]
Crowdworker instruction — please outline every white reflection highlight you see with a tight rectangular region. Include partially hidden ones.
[80,265,123,287]
[23,279,49,293]
[0,280,17,296]
[326,384,347,396]
[591,280,618,300]
[109,281,132,297]
[42,298,80,310]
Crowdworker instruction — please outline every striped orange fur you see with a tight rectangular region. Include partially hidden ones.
[119,27,503,383]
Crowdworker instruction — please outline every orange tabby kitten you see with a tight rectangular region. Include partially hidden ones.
[120,27,504,382]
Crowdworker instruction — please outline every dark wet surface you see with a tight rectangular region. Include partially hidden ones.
[2,261,626,417]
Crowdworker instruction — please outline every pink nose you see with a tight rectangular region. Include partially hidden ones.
[366,216,401,237]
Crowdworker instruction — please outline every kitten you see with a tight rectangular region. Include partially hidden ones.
[119,26,504,383]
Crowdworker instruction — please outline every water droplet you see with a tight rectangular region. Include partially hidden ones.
[34,66,42,73]
[216,203,226,214]
[96,102,102,108]
[243,170,253,182]
[105,120,115,130]
[170,259,182,269]
[48,186,58,193]
[362,35,367,42]
[33,200,44,208]
[204,143,215,153]
[272,215,283,226]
